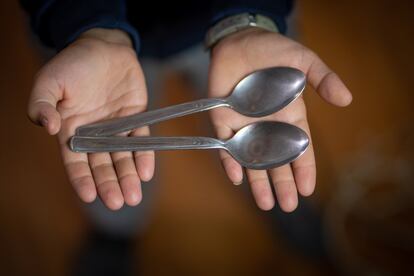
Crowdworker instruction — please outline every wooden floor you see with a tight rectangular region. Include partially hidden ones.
[0,1,413,275]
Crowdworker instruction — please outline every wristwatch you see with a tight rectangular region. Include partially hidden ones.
[205,13,279,49]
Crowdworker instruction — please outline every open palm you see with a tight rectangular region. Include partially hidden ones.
[28,31,154,210]
[209,29,352,212]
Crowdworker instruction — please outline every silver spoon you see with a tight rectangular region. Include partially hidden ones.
[70,121,309,170]
[76,67,306,137]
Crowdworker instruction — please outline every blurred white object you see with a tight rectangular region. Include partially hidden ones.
[324,130,414,274]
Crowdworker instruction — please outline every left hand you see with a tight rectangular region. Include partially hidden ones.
[27,28,154,210]
[208,28,352,212]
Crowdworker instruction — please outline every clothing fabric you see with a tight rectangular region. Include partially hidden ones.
[20,0,292,57]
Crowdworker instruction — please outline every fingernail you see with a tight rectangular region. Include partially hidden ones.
[233,181,243,185]
[40,117,48,127]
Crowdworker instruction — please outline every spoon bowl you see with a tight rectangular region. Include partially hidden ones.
[226,67,306,117]
[225,121,309,169]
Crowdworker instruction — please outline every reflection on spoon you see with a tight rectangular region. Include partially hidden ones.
[71,121,309,170]
[76,67,306,137]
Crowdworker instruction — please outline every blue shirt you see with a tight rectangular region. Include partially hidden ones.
[20,0,292,58]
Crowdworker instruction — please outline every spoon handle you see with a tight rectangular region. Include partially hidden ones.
[76,98,228,137]
[70,136,225,153]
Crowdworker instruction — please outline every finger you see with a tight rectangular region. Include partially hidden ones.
[214,124,243,184]
[27,73,62,135]
[131,126,155,182]
[307,52,353,107]
[269,165,298,213]
[89,153,124,210]
[111,151,142,206]
[291,119,316,197]
[61,146,97,203]
[247,169,274,210]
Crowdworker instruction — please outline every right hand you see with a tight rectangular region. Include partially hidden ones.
[208,28,352,212]
[27,28,154,210]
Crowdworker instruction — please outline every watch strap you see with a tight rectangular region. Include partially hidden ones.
[205,13,278,49]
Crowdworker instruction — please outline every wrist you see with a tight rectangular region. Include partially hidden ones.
[211,27,272,55]
[205,13,278,50]
[78,28,133,48]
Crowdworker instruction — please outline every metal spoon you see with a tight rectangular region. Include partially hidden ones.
[76,67,306,137]
[71,121,309,170]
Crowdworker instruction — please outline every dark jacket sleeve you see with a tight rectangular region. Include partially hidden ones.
[210,0,293,34]
[19,0,140,52]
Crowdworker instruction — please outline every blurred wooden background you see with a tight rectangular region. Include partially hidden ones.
[0,1,413,275]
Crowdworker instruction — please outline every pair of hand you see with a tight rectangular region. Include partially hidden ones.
[28,28,352,212]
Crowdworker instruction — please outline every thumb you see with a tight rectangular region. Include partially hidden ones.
[307,53,353,107]
[27,75,62,135]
